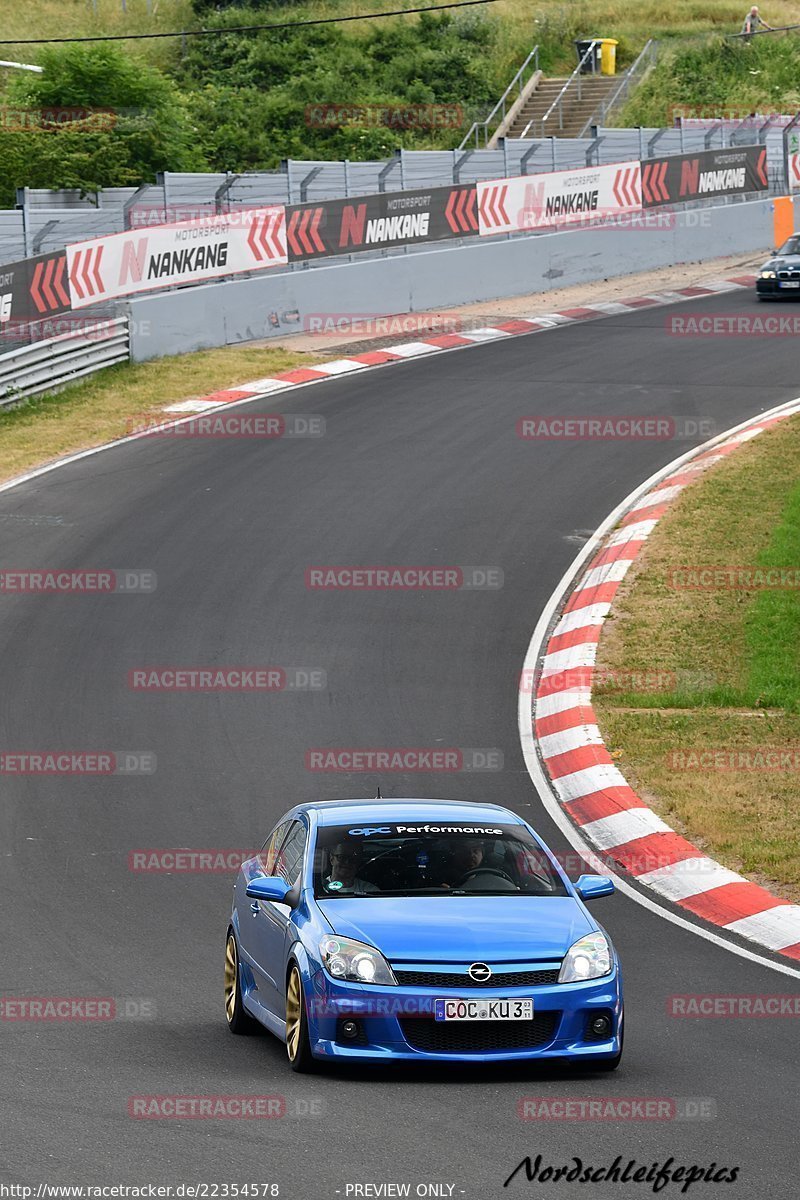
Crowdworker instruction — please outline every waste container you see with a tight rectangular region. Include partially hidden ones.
[599,38,618,75]
[574,39,602,73]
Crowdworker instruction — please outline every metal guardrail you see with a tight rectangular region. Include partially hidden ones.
[0,317,129,408]
[520,40,600,140]
[578,39,657,137]
[458,45,540,150]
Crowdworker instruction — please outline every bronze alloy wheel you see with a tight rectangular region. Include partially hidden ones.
[224,933,238,1026]
[285,963,315,1072]
[224,930,257,1035]
[285,966,302,1061]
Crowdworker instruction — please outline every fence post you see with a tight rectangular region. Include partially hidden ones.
[214,173,239,216]
[453,151,470,185]
[17,187,31,258]
[122,183,151,231]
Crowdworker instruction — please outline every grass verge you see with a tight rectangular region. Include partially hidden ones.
[0,341,320,484]
[593,414,800,901]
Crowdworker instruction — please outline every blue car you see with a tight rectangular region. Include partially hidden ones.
[224,799,623,1071]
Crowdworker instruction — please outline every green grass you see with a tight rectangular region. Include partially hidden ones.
[0,339,325,484]
[0,0,192,72]
[594,416,800,898]
[746,480,800,708]
[617,29,800,126]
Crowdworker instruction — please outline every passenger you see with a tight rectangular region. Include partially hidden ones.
[322,843,379,895]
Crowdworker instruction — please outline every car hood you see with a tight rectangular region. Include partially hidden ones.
[316,895,594,961]
[762,256,800,270]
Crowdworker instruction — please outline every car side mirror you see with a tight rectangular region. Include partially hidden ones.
[246,875,292,904]
[575,874,615,901]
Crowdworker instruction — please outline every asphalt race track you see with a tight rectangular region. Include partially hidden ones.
[1,287,798,1197]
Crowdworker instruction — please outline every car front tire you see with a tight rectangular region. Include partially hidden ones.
[224,929,258,1035]
[285,963,316,1073]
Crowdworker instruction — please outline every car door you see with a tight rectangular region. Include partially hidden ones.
[236,819,289,963]
[247,819,308,1017]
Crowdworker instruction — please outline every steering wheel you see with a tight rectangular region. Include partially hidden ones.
[458,866,517,887]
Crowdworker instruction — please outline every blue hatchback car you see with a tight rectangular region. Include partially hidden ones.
[225,799,623,1071]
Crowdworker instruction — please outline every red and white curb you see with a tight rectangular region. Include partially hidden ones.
[162,274,757,414]
[523,399,800,970]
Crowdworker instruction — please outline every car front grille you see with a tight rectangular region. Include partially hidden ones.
[399,1012,560,1053]
[394,968,560,989]
[778,270,800,279]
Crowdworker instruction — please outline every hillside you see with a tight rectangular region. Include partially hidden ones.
[0,0,799,204]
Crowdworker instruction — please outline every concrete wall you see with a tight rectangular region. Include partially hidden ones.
[124,197,783,362]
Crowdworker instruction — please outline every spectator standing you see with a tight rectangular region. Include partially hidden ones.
[742,6,774,40]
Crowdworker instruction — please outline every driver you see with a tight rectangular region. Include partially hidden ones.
[440,837,485,888]
[322,843,379,895]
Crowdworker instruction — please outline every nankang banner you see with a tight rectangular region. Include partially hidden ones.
[0,250,72,334]
[285,184,478,261]
[476,161,642,235]
[641,146,768,207]
[65,208,287,309]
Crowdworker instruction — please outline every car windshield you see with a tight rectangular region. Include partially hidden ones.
[777,236,800,255]
[313,821,569,898]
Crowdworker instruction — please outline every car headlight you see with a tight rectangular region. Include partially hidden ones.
[319,936,397,985]
[558,932,612,983]
[760,270,777,279]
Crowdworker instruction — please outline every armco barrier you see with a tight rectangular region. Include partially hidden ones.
[0,317,129,406]
[122,194,780,362]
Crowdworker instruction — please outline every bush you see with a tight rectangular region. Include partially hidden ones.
[177,7,505,169]
[2,44,206,200]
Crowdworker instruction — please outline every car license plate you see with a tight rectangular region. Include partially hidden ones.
[779,281,800,288]
[434,997,533,1021]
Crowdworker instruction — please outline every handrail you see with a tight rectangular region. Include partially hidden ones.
[578,39,656,137]
[520,40,599,141]
[458,45,539,149]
